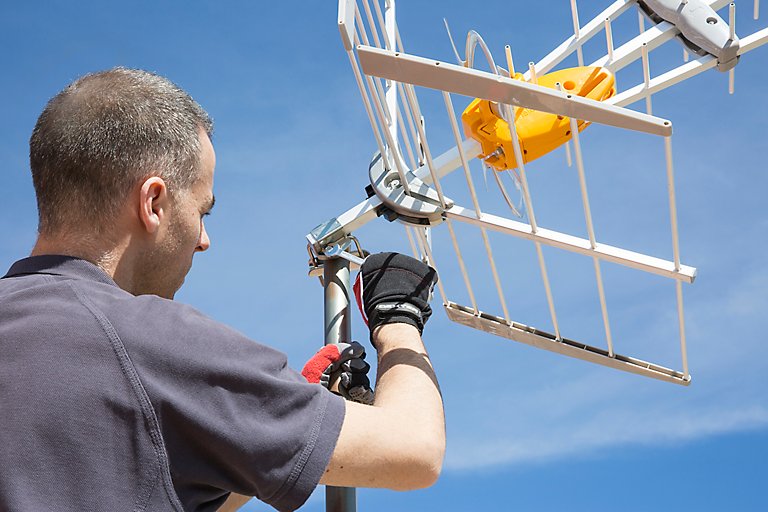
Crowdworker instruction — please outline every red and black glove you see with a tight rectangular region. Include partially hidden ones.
[301,341,374,404]
[354,252,438,338]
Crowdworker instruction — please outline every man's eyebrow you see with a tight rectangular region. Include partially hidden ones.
[205,195,216,212]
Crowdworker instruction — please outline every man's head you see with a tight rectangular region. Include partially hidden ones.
[30,68,216,298]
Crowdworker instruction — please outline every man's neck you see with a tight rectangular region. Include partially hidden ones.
[31,233,125,283]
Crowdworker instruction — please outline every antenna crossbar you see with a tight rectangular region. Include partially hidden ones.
[445,302,691,385]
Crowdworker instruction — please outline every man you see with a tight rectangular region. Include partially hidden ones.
[0,68,445,511]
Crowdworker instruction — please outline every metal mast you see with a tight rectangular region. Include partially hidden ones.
[322,256,356,512]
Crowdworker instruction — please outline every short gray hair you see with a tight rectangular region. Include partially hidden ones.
[29,67,214,234]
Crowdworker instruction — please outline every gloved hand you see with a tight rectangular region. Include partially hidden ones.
[353,252,438,338]
[301,341,374,404]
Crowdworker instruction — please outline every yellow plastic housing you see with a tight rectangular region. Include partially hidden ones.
[461,66,616,171]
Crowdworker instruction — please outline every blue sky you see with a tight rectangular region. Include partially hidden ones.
[1,1,766,511]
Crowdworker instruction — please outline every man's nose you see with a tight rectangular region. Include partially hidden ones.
[197,222,211,252]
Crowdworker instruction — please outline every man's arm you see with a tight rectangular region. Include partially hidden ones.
[319,322,445,490]
[220,323,444,510]
[219,253,444,510]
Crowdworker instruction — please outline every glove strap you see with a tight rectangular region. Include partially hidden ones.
[369,301,425,334]
[374,301,423,319]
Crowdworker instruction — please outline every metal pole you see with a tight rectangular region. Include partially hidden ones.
[323,256,356,512]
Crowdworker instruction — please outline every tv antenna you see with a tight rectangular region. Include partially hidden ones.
[305,1,766,508]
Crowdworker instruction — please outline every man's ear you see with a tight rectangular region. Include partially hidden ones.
[138,177,169,234]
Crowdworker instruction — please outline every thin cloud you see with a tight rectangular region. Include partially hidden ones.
[445,405,768,470]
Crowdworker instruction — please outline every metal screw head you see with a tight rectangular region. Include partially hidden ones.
[706,17,718,24]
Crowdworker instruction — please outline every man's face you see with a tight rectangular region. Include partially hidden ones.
[136,129,216,299]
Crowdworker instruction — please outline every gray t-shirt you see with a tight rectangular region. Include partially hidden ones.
[0,255,345,512]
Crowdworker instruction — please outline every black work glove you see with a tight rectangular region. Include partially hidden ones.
[356,252,438,338]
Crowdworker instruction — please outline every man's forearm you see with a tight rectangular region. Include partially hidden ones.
[372,323,442,412]
[320,323,445,490]
[374,323,445,484]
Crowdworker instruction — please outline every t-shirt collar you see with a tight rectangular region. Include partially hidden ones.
[3,255,119,287]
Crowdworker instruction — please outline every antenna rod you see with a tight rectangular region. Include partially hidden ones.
[360,0,382,48]
[446,219,479,314]
[570,0,585,65]
[604,17,615,62]
[373,0,393,50]
[384,0,399,152]
[569,114,615,356]
[404,225,419,258]
[501,103,560,338]
[442,91,511,322]
[729,2,736,40]
[729,3,736,94]
[346,51,388,173]
[505,44,515,76]
[414,228,448,304]
[641,42,653,114]
[556,83,573,167]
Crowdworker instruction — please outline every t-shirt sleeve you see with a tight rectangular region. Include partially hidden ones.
[117,297,346,512]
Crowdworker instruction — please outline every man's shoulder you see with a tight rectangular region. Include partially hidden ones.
[84,283,243,345]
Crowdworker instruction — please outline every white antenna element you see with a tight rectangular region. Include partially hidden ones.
[504,45,515,76]
[570,0,585,66]
[498,100,562,339]
[414,227,448,304]
[605,17,615,62]
[568,113,615,357]
[556,82,574,168]
[729,2,737,94]
[385,0,397,132]
[641,42,653,114]
[404,224,419,258]
[313,0,768,388]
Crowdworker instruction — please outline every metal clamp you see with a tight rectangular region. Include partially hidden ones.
[307,235,367,279]
[368,152,454,226]
[639,0,740,71]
